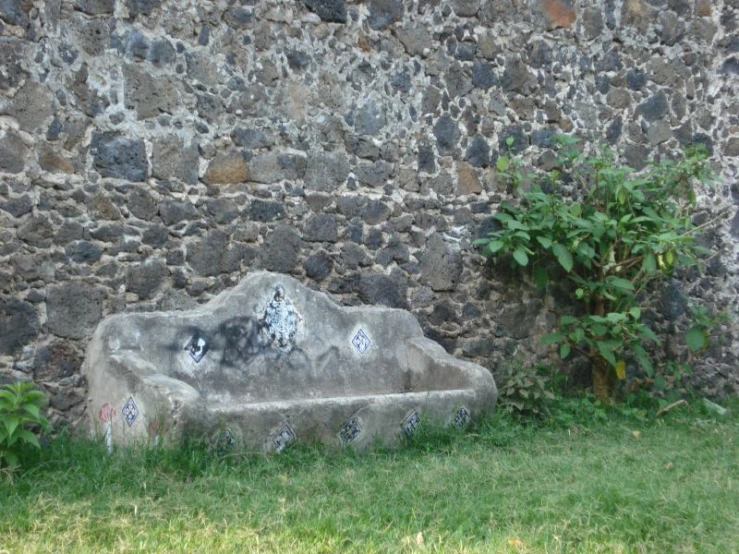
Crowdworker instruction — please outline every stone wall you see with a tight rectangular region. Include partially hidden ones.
[1,0,738,425]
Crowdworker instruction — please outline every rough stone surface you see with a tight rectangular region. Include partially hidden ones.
[74,0,115,16]
[83,272,497,450]
[38,144,75,174]
[0,297,38,356]
[466,135,490,168]
[203,153,248,185]
[249,151,307,184]
[421,235,463,292]
[46,283,105,340]
[261,225,301,273]
[434,114,460,155]
[358,273,408,309]
[303,0,346,23]
[368,0,403,30]
[0,0,737,426]
[186,230,250,277]
[249,200,286,222]
[0,80,54,132]
[91,132,148,182]
[123,64,179,119]
[304,152,349,191]
[457,162,482,195]
[126,260,168,300]
[152,137,199,185]
[304,214,338,242]
[0,131,27,174]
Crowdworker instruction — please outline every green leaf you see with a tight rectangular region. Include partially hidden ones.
[487,240,506,253]
[21,390,45,404]
[605,312,627,323]
[576,242,596,259]
[596,341,617,366]
[15,428,40,448]
[496,156,510,172]
[560,315,578,326]
[541,333,564,346]
[505,136,515,147]
[3,416,19,437]
[607,277,635,292]
[633,346,654,377]
[560,343,571,359]
[629,307,641,320]
[552,244,573,272]
[513,248,529,267]
[532,266,548,289]
[686,327,707,352]
[639,325,659,343]
[22,403,40,419]
[535,236,552,249]
[3,451,19,469]
[569,203,582,217]
[507,220,530,231]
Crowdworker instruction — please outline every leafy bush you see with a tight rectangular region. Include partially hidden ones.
[0,381,49,471]
[476,137,722,402]
[496,362,555,418]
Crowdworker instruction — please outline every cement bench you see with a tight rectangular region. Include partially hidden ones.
[84,272,497,451]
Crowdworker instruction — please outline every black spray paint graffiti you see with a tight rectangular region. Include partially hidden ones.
[176,286,303,367]
[176,316,270,368]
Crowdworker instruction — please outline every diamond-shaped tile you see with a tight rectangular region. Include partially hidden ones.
[453,406,470,428]
[184,334,208,363]
[121,396,139,427]
[351,329,371,355]
[401,409,421,436]
[339,417,362,444]
[271,423,296,453]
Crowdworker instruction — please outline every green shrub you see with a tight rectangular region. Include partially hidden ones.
[0,381,50,471]
[475,136,723,402]
[496,362,555,419]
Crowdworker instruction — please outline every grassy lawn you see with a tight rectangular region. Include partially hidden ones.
[0,404,737,554]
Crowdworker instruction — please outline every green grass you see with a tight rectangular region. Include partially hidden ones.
[1,403,737,554]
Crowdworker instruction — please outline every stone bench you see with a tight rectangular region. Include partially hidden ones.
[84,272,497,451]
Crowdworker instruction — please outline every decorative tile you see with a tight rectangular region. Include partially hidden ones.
[260,285,300,350]
[121,396,139,427]
[351,328,371,355]
[401,409,421,436]
[271,422,296,453]
[184,333,208,363]
[215,428,235,453]
[453,406,470,428]
[339,417,362,444]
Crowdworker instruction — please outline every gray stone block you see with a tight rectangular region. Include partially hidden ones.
[420,234,463,292]
[91,132,149,182]
[83,272,497,451]
[304,152,349,192]
[0,296,38,356]
[0,130,27,174]
[47,282,105,340]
